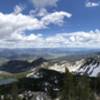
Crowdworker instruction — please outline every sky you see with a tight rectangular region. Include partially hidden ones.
[0,0,100,48]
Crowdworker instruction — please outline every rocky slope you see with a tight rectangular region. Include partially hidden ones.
[76,57,100,77]
[42,56,100,77]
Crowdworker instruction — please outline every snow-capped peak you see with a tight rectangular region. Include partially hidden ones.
[76,57,100,77]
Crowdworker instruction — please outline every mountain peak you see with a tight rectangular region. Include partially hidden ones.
[76,57,100,77]
[31,57,47,67]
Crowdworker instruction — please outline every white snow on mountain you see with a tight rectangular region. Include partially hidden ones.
[48,57,100,77]
[26,56,100,78]
[48,59,84,73]
[76,58,100,77]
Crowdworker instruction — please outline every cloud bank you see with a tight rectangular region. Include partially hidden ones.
[0,0,100,48]
[0,9,99,48]
[0,7,72,48]
[0,28,100,48]
[0,11,71,37]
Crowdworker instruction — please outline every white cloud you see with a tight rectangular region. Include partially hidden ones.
[0,10,72,48]
[30,0,59,17]
[29,8,48,17]
[0,11,70,38]
[85,1,99,7]
[1,8,99,48]
[41,11,72,26]
[37,8,48,17]
[44,30,100,48]
[0,12,43,38]
[0,29,100,48]
[13,5,24,15]
[31,0,58,9]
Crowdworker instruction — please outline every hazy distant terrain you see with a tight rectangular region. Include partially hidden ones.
[0,48,99,62]
[0,48,100,77]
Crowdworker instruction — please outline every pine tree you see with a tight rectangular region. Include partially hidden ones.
[11,83,19,100]
[60,68,75,100]
[76,76,96,100]
[60,68,96,100]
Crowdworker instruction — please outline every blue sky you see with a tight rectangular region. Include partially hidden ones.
[0,0,100,48]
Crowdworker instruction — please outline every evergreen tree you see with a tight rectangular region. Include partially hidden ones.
[76,76,96,100]
[60,68,75,100]
[60,68,96,100]
[11,83,19,100]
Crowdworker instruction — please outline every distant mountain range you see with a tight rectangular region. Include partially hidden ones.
[0,58,47,73]
[0,48,100,77]
[0,48,99,60]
